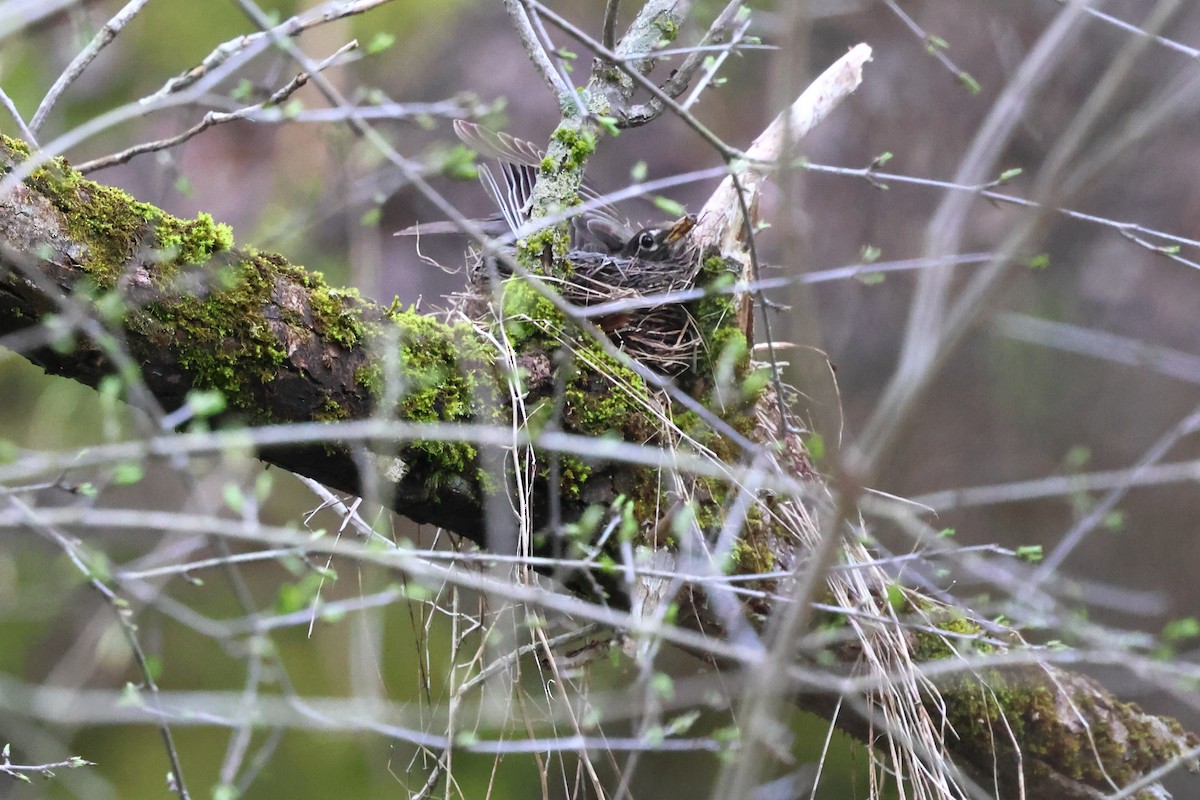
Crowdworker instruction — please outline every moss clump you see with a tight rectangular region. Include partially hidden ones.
[653,16,680,42]
[551,126,597,170]
[910,609,989,662]
[8,140,232,287]
[156,212,234,268]
[137,253,293,413]
[693,253,748,376]
[308,279,368,349]
[1,134,32,158]
[562,346,654,440]
[386,308,498,489]
[500,278,566,347]
[515,226,573,270]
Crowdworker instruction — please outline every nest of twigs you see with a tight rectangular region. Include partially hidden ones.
[471,244,705,375]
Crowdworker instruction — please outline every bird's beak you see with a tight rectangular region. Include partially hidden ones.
[665,214,697,244]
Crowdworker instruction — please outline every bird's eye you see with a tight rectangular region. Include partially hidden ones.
[638,231,656,249]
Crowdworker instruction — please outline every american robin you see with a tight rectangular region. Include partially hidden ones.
[397,120,694,260]
[399,122,703,374]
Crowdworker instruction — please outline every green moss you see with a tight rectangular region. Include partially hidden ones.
[156,212,234,267]
[308,279,367,348]
[653,16,680,42]
[1,134,32,158]
[551,125,596,170]
[562,347,653,440]
[910,610,989,662]
[555,454,592,498]
[909,607,1197,792]
[138,253,291,413]
[500,278,566,346]
[515,226,572,270]
[385,308,499,490]
[8,141,232,287]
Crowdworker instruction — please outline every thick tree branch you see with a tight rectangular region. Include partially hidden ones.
[0,134,493,538]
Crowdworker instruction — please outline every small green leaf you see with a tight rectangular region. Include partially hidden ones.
[230,79,254,102]
[1015,544,1043,563]
[998,167,1023,182]
[857,271,886,285]
[213,784,240,800]
[596,115,621,137]
[957,71,982,95]
[1163,617,1200,643]
[366,32,395,55]
[187,389,227,418]
[630,160,648,182]
[1027,253,1050,270]
[860,244,882,263]
[804,432,825,461]
[112,463,144,486]
[441,144,479,181]
[223,483,245,513]
[1065,445,1091,470]
[651,672,674,700]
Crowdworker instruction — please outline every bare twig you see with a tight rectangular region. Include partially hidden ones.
[1034,403,1200,580]
[9,495,192,800]
[75,41,358,173]
[29,0,154,134]
[142,0,394,102]
[503,0,571,98]
[693,44,872,252]
[628,0,750,122]
[525,0,735,158]
[0,83,37,145]
[853,0,1190,480]
[601,0,620,50]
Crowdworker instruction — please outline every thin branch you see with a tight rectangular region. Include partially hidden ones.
[503,0,571,98]
[142,0,394,102]
[9,495,192,800]
[602,0,620,50]
[629,0,750,121]
[526,0,737,158]
[29,0,154,134]
[75,40,357,173]
[0,83,37,145]
[1034,403,1200,580]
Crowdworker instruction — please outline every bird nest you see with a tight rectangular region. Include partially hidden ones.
[468,243,706,375]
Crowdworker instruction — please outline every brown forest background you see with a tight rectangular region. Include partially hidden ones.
[3,1,1200,798]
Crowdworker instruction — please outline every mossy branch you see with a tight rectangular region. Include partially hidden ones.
[0,134,501,537]
[0,133,1195,799]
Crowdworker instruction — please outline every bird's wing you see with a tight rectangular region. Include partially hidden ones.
[454,120,632,244]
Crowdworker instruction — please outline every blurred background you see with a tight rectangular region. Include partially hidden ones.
[2,0,1200,797]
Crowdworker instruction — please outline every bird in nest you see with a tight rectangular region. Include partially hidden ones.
[397,121,706,374]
